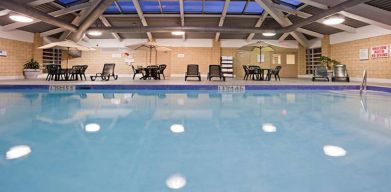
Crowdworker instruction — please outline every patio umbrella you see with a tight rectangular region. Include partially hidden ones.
[241,41,275,56]
[239,41,275,63]
[39,40,95,68]
[127,41,172,65]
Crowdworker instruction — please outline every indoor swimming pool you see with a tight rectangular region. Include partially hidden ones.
[0,89,390,192]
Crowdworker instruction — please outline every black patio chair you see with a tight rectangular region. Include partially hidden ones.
[312,65,329,82]
[208,65,225,81]
[69,65,83,80]
[131,65,144,80]
[332,64,350,82]
[90,63,118,81]
[242,65,250,80]
[80,65,88,80]
[46,64,62,81]
[185,64,201,81]
[158,64,167,80]
[270,66,282,81]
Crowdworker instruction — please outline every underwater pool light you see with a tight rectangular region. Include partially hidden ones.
[6,145,31,160]
[166,174,186,189]
[85,123,101,133]
[262,123,277,133]
[170,124,185,133]
[323,145,346,157]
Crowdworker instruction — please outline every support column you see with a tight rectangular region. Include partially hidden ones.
[321,35,331,57]
[297,44,306,76]
[32,33,43,64]
[211,41,221,64]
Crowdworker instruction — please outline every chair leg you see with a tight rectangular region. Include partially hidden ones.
[162,73,165,80]
[133,73,136,80]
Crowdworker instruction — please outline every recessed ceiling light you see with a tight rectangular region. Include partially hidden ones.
[9,14,33,23]
[171,31,185,36]
[262,32,276,37]
[166,174,186,189]
[85,123,101,133]
[88,30,103,36]
[323,145,346,157]
[6,145,32,160]
[170,124,185,133]
[323,15,345,25]
[262,123,277,133]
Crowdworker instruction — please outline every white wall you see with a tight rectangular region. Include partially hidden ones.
[0,27,34,43]
[330,25,391,44]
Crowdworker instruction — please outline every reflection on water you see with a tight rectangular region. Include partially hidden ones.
[0,90,391,192]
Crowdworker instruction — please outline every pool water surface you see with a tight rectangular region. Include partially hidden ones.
[0,90,391,192]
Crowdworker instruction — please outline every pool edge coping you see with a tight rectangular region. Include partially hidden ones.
[0,84,390,93]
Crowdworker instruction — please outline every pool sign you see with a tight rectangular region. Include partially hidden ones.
[371,45,389,58]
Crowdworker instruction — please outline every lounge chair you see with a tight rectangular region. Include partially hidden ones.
[185,64,201,81]
[312,65,329,82]
[131,65,144,80]
[158,64,167,80]
[332,64,350,82]
[90,63,118,81]
[208,65,225,81]
[270,66,282,81]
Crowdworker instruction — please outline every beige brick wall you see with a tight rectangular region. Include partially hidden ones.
[297,44,306,75]
[330,34,391,79]
[64,45,224,77]
[0,37,33,76]
[322,35,331,57]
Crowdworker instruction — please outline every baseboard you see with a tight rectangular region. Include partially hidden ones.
[0,76,24,80]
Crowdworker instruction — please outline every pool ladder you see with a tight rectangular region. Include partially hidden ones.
[360,69,367,95]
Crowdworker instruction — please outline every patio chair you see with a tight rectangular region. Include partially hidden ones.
[312,65,329,82]
[90,63,118,81]
[185,64,201,81]
[332,64,350,82]
[270,66,282,81]
[69,65,83,80]
[46,64,60,81]
[80,65,88,80]
[242,65,250,80]
[158,64,167,80]
[131,65,144,80]
[208,65,225,81]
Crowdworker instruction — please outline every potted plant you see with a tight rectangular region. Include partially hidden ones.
[23,59,41,79]
[320,56,340,70]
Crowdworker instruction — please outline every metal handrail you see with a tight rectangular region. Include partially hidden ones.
[360,69,367,95]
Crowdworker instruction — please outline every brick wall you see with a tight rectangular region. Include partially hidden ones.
[0,37,33,76]
[330,34,391,79]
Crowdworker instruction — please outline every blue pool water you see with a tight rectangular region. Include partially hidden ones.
[0,89,391,192]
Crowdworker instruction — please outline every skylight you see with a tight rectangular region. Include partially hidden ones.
[104,0,266,15]
[56,0,87,7]
[140,0,161,13]
[161,0,180,13]
[204,1,225,13]
[184,1,203,13]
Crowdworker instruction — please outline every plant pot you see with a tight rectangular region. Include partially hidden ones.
[23,69,41,79]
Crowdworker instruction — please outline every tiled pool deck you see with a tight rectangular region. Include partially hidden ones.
[0,77,390,92]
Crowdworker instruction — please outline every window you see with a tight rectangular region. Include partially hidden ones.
[305,48,322,74]
[43,49,62,69]
[286,54,296,65]
[272,54,281,65]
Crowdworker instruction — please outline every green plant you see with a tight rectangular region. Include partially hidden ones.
[320,56,340,69]
[24,59,40,70]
